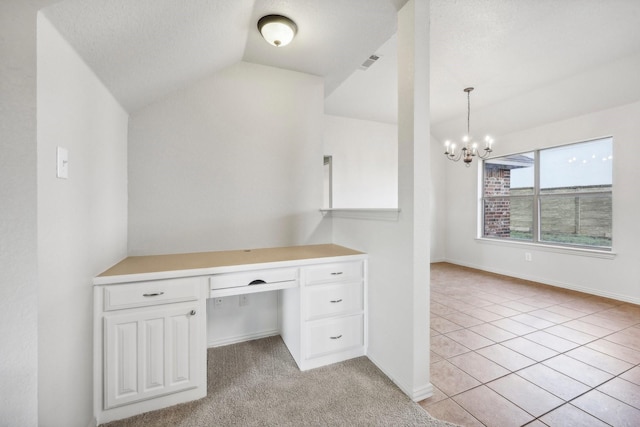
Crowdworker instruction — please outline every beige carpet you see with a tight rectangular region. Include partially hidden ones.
[103,336,455,426]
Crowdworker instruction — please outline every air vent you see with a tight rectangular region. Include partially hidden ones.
[359,54,380,70]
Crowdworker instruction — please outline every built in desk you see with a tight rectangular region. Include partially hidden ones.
[93,244,368,424]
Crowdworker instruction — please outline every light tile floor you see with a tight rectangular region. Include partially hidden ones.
[419,263,640,427]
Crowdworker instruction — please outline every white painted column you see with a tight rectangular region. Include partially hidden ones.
[331,0,431,400]
[398,0,431,399]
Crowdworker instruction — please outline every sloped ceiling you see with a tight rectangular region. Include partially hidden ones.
[427,0,640,142]
[326,0,640,141]
[42,0,640,140]
[42,0,402,112]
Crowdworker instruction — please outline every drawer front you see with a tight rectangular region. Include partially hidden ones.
[304,261,363,285]
[104,278,199,311]
[209,268,297,290]
[306,314,363,359]
[306,281,362,320]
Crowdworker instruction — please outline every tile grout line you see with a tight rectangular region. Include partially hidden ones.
[428,265,640,426]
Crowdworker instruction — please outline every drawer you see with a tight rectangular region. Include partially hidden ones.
[304,261,363,285]
[209,268,297,290]
[103,278,200,311]
[305,281,363,320]
[306,314,363,359]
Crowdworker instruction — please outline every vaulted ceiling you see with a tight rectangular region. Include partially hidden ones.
[43,0,403,112]
[43,0,640,143]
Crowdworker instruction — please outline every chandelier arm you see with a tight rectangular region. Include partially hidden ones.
[477,149,493,159]
[447,151,463,162]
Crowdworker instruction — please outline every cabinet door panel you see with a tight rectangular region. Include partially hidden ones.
[167,312,193,386]
[143,317,165,392]
[104,304,199,409]
[114,321,138,398]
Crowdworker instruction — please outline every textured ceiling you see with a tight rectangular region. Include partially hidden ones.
[42,0,640,140]
[327,0,640,140]
[324,34,398,124]
[242,0,398,96]
[43,0,254,112]
[43,0,402,112]
[428,0,640,141]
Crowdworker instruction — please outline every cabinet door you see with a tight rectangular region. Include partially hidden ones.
[104,303,200,409]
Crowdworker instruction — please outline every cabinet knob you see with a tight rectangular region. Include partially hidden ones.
[330,272,343,276]
[330,335,343,340]
[330,299,343,303]
[190,310,196,316]
[143,292,164,297]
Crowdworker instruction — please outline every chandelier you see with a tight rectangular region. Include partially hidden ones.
[444,87,494,166]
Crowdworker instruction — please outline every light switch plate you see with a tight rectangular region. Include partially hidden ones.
[57,147,68,179]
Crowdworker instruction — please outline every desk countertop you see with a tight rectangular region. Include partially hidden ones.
[94,244,365,285]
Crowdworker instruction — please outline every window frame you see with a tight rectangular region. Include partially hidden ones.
[479,137,613,252]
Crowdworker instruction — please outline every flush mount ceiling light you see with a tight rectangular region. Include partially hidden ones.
[444,87,494,166]
[258,14,297,47]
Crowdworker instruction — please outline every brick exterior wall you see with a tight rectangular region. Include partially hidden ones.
[483,166,511,237]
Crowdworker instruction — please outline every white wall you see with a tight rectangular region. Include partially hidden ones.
[0,1,56,424]
[323,115,398,208]
[37,14,129,427]
[444,100,640,303]
[322,116,446,262]
[128,61,331,344]
[332,0,431,400]
[430,134,446,262]
[128,61,329,255]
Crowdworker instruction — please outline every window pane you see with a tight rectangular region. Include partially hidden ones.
[485,152,535,196]
[483,197,533,241]
[540,193,612,248]
[483,153,535,240]
[540,138,613,192]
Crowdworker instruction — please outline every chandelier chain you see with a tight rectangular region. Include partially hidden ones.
[467,89,471,136]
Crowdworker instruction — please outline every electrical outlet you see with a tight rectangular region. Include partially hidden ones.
[239,294,249,307]
[213,297,224,308]
[525,252,532,262]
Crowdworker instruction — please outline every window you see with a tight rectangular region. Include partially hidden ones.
[481,137,612,250]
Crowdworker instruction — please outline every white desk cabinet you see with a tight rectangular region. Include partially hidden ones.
[281,260,366,371]
[94,244,366,425]
[95,277,207,424]
[103,302,200,409]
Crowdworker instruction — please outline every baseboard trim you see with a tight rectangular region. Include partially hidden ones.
[366,353,433,402]
[443,258,640,306]
[411,382,434,402]
[207,329,280,348]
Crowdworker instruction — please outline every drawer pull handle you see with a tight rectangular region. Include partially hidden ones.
[331,272,343,276]
[249,279,266,285]
[330,299,343,303]
[330,335,343,340]
[143,292,165,297]
[190,310,196,316]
